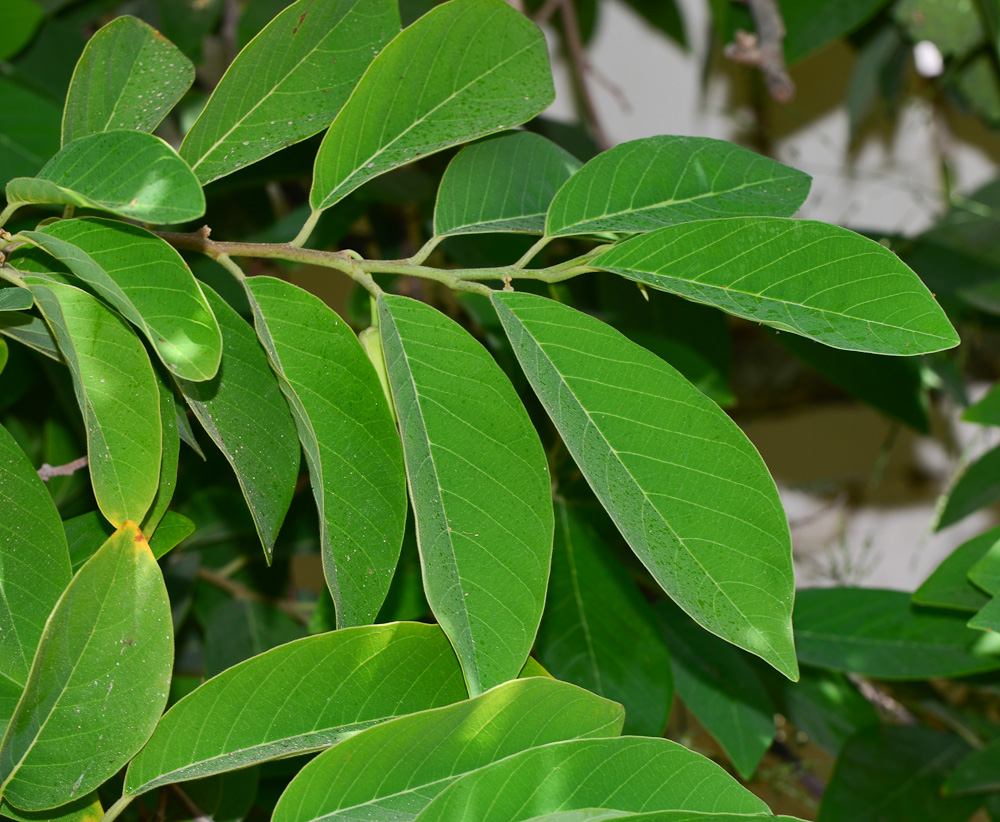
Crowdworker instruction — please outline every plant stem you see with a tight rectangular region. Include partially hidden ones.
[0,204,19,229]
[291,209,322,247]
[408,234,444,266]
[513,236,552,269]
[101,794,137,822]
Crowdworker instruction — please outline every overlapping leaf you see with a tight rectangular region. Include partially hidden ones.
[546,136,810,236]
[0,792,102,822]
[969,539,1000,594]
[309,0,554,214]
[141,369,181,537]
[62,15,194,145]
[0,290,33,312]
[493,291,798,680]
[26,278,161,527]
[246,277,406,626]
[0,523,173,811]
[272,678,625,822]
[434,132,580,236]
[593,217,960,356]
[0,314,61,362]
[378,294,553,695]
[123,622,467,795]
[937,443,1000,529]
[181,0,399,183]
[912,526,1000,612]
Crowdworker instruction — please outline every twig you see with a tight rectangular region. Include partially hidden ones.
[849,674,918,724]
[723,0,795,103]
[37,456,88,482]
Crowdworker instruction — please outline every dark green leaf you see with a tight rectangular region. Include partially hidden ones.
[782,0,891,63]
[63,511,113,572]
[142,369,181,537]
[172,769,258,822]
[938,443,1000,530]
[0,0,43,62]
[0,314,61,362]
[0,79,61,187]
[0,291,32,313]
[913,526,1000,612]
[964,382,1000,426]
[946,736,1000,794]
[620,0,686,48]
[203,600,305,677]
[970,537,1000,595]
[968,592,1000,631]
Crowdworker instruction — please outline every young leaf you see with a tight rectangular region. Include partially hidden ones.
[24,219,223,381]
[148,511,195,560]
[0,523,173,811]
[272,678,625,822]
[535,501,673,736]
[123,622,467,795]
[795,588,1000,678]
[378,294,554,695]
[912,526,1000,612]
[245,277,407,626]
[175,285,299,561]
[26,278,161,527]
[309,0,554,214]
[937,443,1000,530]
[546,136,810,236]
[434,132,581,236]
[592,217,960,356]
[412,737,770,822]
[6,131,205,225]
[0,290,33,312]
[61,15,194,145]
[492,291,798,680]
[180,0,400,184]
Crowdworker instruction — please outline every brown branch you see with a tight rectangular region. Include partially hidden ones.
[37,456,88,482]
[723,0,795,103]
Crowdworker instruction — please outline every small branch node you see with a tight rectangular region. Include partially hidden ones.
[723,0,795,103]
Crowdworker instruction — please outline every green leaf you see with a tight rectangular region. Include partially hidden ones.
[0,792,102,822]
[6,131,205,225]
[895,0,983,58]
[536,501,672,736]
[546,136,810,236]
[309,0,554,213]
[0,423,72,739]
[593,217,960,356]
[492,291,798,680]
[912,526,1000,612]
[819,726,977,822]
[378,294,553,695]
[142,369,180,537]
[0,78,61,186]
[412,737,770,822]
[0,523,173,811]
[61,15,194,145]
[434,132,581,236]
[123,622,467,795]
[203,600,305,677]
[176,285,299,561]
[26,278,161,527]
[794,587,1000,678]
[0,291,33,312]
[180,0,400,184]
[272,678,625,822]
[516,815,805,822]
[0,0,43,62]
[245,277,407,626]
[63,511,113,572]
[782,0,891,64]
[25,218,223,381]
[655,599,773,780]
[968,592,1000,632]
[969,538,1000,595]
[964,382,1000,426]
[148,511,195,560]
[946,736,1000,794]
[620,0,686,48]
[0,314,61,362]
[170,769,258,822]
[938,443,1000,530]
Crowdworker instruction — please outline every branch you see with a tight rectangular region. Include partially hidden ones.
[37,456,88,482]
[723,0,795,103]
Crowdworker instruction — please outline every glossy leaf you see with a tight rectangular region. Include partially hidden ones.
[0,78,61,187]
[0,792,102,822]
[26,278,161,527]
[946,736,1000,794]
[272,678,625,822]
[434,132,581,236]
[181,0,399,184]
[0,291,33,312]
[938,443,1000,530]
[912,526,1000,612]
[176,285,299,560]
[6,131,205,225]
[0,523,173,811]
[412,737,770,822]
[593,217,960,356]
[148,511,195,560]
[378,294,553,695]
[536,501,672,736]
[547,136,809,236]
[310,0,554,213]
[246,277,406,626]
[123,622,467,795]
[493,291,798,680]
[795,588,1000,678]
[25,219,222,381]
[141,369,180,537]
[62,15,194,145]
[656,599,773,779]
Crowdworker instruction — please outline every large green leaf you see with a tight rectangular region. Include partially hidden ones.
[592,217,960,356]
[0,423,72,739]
[181,0,399,184]
[0,78,61,187]
[245,277,407,626]
[272,678,625,822]
[412,737,770,822]
[175,285,299,561]
[434,132,580,236]
[24,218,222,381]
[546,136,810,236]
[61,15,194,145]
[26,278,161,527]
[309,0,554,213]
[912,526,1000,612]
[794,588,1000,678]
[938,443,1000,530]
[535,501,672,736]
[378,294,553,695]
[493,291,798,680]
[123,622,467,795]
[6,131,204,225]
[0,523,173,811]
